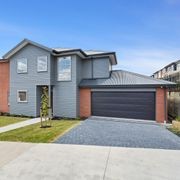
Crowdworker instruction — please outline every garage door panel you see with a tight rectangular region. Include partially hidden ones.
[92,109,154,120]
[93,98,154,105]
[92,91,155,120]
[93,103,154,112]
[93,107,155,114]
[93,92,154,98]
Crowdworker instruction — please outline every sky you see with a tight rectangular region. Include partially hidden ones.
[0,0,180,75]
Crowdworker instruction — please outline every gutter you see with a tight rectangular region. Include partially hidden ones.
[79,84,176,89]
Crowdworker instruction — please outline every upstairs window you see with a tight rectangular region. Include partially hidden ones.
[57,56,71,81]
[17,90,27,102]
[17,58,27,73]
[37,56,48,72]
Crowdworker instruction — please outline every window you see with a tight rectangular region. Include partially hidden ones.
[17,58,27,73]
[17,90,27,102]
[57,56,71,81]
[37,56,48,72]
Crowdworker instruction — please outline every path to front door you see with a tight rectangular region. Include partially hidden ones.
[0,118,41,134]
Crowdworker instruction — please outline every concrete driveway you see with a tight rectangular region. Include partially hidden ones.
[0,141,180,180]
[55,117,180,150]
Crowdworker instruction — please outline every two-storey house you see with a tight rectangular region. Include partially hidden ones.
[1,39,175,123]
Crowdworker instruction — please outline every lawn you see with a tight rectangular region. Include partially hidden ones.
[0,120,80,143]
[168,127,180,137]
[0,116,28,127]
[168,120,180,137]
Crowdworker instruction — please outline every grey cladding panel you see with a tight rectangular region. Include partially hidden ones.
[93,58,110,78]
[82,60,92,79]
[53,55,78,118]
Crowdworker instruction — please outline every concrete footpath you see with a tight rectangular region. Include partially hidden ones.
[0,141,180,180]
[0,118,41,133]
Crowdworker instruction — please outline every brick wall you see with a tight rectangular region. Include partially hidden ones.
[156,88,167,123]
[80,88,91,117]
[0,60,9,113]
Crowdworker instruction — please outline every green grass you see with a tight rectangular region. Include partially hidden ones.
[168,127,180,137]
[0,120,80,143]
[168,120,180,137]
[176,116,180,122]
[0,116,28,127]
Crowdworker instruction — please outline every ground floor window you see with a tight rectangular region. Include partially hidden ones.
[17,90,27,102]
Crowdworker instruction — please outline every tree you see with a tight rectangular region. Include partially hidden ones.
[40,86,51,128]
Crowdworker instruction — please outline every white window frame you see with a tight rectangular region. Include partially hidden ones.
[37,56,48,72]
[17,58,28,73]
[17,90,28,103]
[57,56,72,81]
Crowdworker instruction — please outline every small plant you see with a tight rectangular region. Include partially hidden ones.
[175,116,180,122]
[40,86,52,128]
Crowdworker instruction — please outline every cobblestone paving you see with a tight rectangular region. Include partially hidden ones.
[54,118,180,150]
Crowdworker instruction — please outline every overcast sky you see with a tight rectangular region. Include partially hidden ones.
[0,0,180,75]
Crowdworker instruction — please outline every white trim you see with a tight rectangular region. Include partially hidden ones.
[3,39,52,59]
[17,90,28,103]
[5,41,29,59]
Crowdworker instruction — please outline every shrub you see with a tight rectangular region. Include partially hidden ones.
[176,116,180,122]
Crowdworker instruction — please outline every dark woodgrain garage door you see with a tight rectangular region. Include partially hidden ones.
[92,91,155,120]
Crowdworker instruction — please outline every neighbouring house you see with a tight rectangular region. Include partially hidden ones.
[0,59,9,113]
[1,39,175,123]
[152,60,180,118]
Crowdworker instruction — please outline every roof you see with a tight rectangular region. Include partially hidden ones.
[84,50,108,55]
[53,48,108,55]
[3,39,52,59]
[53,48,117,65]
[2,39,117,65]
[79,70,176,88]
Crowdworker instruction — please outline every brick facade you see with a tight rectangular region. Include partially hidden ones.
[80,88,91,117]
[156,88,167,123]
[0,60,9,113]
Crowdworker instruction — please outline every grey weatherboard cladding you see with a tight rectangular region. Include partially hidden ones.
[10,44,51,116]
[53,55,78,118]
